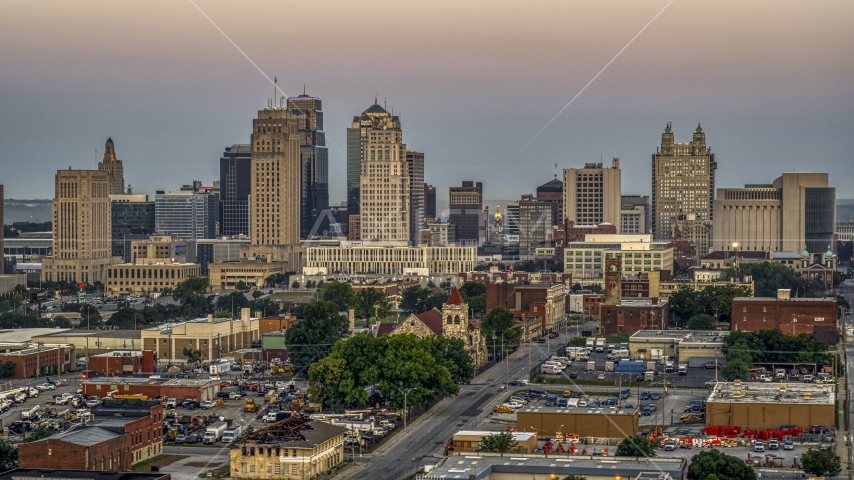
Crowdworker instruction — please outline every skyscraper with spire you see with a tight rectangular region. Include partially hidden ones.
[97,137,125,195]
[651,122,717,240]
[349,99,410,244]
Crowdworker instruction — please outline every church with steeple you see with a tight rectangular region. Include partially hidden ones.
[377,286,488,367]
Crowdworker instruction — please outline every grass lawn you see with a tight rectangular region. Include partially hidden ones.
[266,291,318,303]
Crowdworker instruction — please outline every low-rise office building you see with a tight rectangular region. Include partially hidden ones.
[207,259,285,291]
[599,299,670,336]
[732,290,837,344]
[140,308,260,363]
[230,417,346,480]
[705,381,835,430]
[105,258,200,296]
[563,234,673,281]
[629,330,728,365]
[18,399,164,471]
[304,241,476,276]
[0,343,75,378]
[486,282,566,334]
[83,377,220,402]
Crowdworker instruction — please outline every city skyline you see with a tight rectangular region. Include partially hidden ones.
[1,1,852,207]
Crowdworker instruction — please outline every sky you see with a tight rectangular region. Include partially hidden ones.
[1,0,853,212]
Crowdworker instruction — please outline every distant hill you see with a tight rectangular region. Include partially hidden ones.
[3,199,52,223]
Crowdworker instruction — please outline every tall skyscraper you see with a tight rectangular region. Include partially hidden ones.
[406,151,425,246]
[424,184,437,220]
[41,169,115,283]
[110,194,155,262]
[353,100,410,244]
[219,144,251,237]
[248,102,302,262]
[713,172,835,254]
[536,176,563,227]
[155,189,218,241]
[97,138,125,195]
[562,158,621,227]
[288,92,329,239]
[0,185,4,274]
[518,194,556,260]
[449,181,483,245]
[651,123,717,240]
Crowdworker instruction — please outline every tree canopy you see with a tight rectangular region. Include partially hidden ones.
[480,307,523,358]
[321,281,355,312]
[801,447,842,477]
[0,437,16,472]
[307,332,473,411]
[615,435,657,457]
[285,301,349,372]
[720,261,827,298]
[686,450,756,480]
[686,314,715,330]
[476,432,521,453]
[353,288,390,320]
[668,284,753,324]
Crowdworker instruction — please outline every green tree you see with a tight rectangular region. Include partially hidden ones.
[182,347,202,365]
[285,301,349,373]
[353,288,390,320]
[214,309,233,319]
[704,475,720,480]
[322,281,356,312]
[174,276,209,299]
[422,336,475,385]
[615,435,657,457]
[235,280,249,292]
[720,360,749,381]
[24,427,54,442]
[0,437,17,472]
[801,447,842,477]
[252,290,262,299]
[305,280,316,289]
[291,280,301,289]
[400,285,430,314]
[459,282,486,298]
[0,361,15,378]
[215,292,250,315]
[265,273,285,287]
[480,307,522,358]
[477,432,521,454]
[173,276,212,318]
[686,450,756,480]
[307,356,349,411]
[686,314,715,330]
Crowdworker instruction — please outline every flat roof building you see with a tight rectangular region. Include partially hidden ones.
[705,381,835,430]
[451,431,538,454]
[629,329,728,366]
[564,234,673,281]
[83,377,221,402]
[516,403,638,440]
[305,241,476,276]
[140,308,260,363]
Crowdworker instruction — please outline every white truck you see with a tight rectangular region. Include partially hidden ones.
[203,421,228,444]
[550,356,571,366]
[678,364,688,376]
[608,350,630,361]
[22,405,41,420]
[595,338,606,353]
[222,425,242,443]
[585,338,595,350]
[209,359,234,375]
[243,362,254,374]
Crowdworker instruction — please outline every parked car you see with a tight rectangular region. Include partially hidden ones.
[200,401,214,409]
[702,362,719,369]
[174,434,187,443]
[640,390,650,400]
[578,400,588,407]
[509,397,528,404]
[642,404,657,416]
[569,372,578,379]
[704,380,717,387]
[768,439,779,450]
[229,392,243,399]
[650,392,661,400]
[506,402,524,409]
[753,441,765,452]
[624,403,634,409]
[86,397,101,407]
[783,438,794,450]
[40,383,56,391]
[596,374,606,380]
[663,441,677,451]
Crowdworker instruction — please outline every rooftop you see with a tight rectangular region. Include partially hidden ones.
[84,377,218,387]
[46,426,122,446]
[0,470,168,480]
[0,328,72,344]
[418,453,685,480]
[455,430,537,442]
[91,350,143,358]
[236,417,347,449]
[708,381,835,405]
[516,403,637,416]
[35,330,142,339]
[616,300,668,307]
[630,330,729,342]
[732,296,836,302]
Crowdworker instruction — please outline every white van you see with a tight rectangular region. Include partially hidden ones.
[608,350,630,360]
[543,361,565,371]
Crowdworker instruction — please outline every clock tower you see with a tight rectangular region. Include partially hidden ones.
[604,257,622,305]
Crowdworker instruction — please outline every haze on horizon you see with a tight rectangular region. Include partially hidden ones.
[1,0,852,210]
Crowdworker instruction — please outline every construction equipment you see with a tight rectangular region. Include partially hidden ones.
[271,362,294,375]
[245,398,257,413]
[493,405,512,413]
[114,394,149,401]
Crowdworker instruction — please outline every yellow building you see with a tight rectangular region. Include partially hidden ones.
[207,259,285,291]
[230,417,346,480]
[305,242,476,276]
[140,308,260,363]
[563,234,673,280]
[105,258,200,295]
[41,169,119,284]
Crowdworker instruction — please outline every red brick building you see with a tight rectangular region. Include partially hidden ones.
[83,377,221,401]
[732,295,837,344]
[599,299,670,335]
[259,313,297,334]
[566,293,605,315]
[18,399,164,471]
[0,344,75,379]
[486,282,566,335]
[459,271,572,285]
[87,350,156,376]
[553,220,617,262]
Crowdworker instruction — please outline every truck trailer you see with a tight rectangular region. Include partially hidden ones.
[203,421,228,444]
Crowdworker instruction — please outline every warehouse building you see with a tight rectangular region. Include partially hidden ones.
[230,416,346,480]
[18,399,164,471]
[451,431,538,454]
[0,343,76,378]
[83,377,220,402]
[705,381,835,430]
[732,290,838,344]
[140,308,260,364]
[418,453,686,480]
[516,404,638,440]
[87,350,157,376]
[629,330,728,365]
[33,329,143,356]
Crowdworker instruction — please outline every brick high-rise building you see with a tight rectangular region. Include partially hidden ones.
[287,92,329,239]
[219,144,251,237]
[41,169,116,284]
[97,137,125,195]
[247,101,302,266]
[563,158,621,227]
[354,100,410,244]
[450,181,483,245]
[651,123,717,240]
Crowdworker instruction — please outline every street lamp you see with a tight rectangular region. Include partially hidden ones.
[400,386,415,432]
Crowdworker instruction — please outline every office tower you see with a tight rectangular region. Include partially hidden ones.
[424,184,437,219]
[651,123,717,240]
[621,195,649,234]
[97,137,125,195]
[406,151,425,246]
[0,185,4,274]
[671,213,711,264]
[713,173,835,254]
[155,189,218,241]
[517,194,556,260]
[249,103,301,249]
[562,158,621,229]
[449,181,483,245]
[505,201,520,236]
[110,194,155,262]
[219,144,251,237]
[41,170,115,283]
[355,100,410,244]
[536,176,563,227]
[288,92,329,239]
